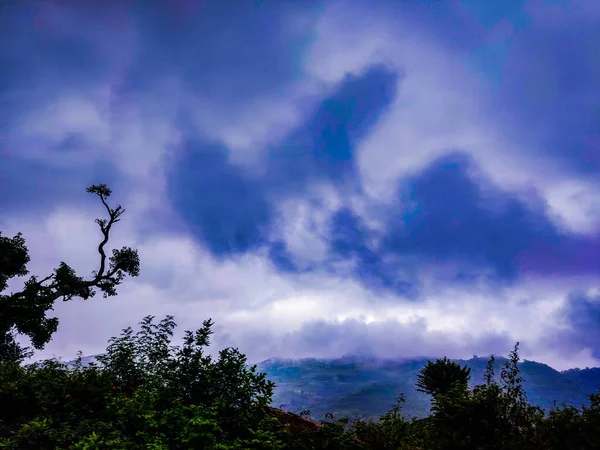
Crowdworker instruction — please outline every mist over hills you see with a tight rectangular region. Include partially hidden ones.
[255,355,600,421]
[62,353,600,422]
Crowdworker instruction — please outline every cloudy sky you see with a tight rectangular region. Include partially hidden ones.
[1,0,599,371]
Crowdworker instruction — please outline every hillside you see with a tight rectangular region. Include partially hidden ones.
[63,353,600,422]
[256,355,600,421]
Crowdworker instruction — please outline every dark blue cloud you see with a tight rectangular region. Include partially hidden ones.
[268,241,300,273]
[386,152,562,281]
[123,0,320,104]
[329,208,420,297]
[3,0,598,305]
[551,292,600,359]
[0,1,127,109]
[0,2,131,215]
[268,64,399,191]
[0,152,123,222]
[0,0,319,216]
[169,111,595,292]
[167,64,399,260]
[326,151,599,293]
[502,28,599,174]
[461,0,531,31]
[330,208,371,259]
[166,141,272,256]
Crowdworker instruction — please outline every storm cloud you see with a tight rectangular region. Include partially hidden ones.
[1,0,599,371]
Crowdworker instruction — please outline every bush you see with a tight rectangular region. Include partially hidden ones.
[2,321,600,449]
[0,315,282,449]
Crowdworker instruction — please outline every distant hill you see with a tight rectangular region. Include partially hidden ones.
[256,355,600,422]
[62,353,600,422]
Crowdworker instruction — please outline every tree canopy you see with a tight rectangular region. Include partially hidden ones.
[415,356,471,399]
[0,184,139,363]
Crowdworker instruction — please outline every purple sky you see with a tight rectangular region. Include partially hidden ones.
[1,0,599,370]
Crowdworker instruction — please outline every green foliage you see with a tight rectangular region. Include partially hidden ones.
[0,184,139,363]
[423,343,556,449]
[2,319,600,449]
[350,394,421,449]
[0,315,282,449]
[416,356,471,399]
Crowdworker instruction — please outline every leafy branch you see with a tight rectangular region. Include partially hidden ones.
[0,184,140,352]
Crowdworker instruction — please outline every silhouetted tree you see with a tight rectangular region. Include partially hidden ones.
[416,356,471,399]
[0,184,139,363]
[430,343,545,449]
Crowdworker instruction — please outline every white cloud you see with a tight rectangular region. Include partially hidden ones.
[181,77,332,173]
[11,92,111,167]
[271,182,342,267]
[7,207,594,371]
[303,0,600,235]
[543,179,600,235]
[4,0,600,375]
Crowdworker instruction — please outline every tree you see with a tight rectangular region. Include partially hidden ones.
[416,356,471,399]
[350,394,419,450]
[0,315,281,449]
[0,184,140,363]
[429,343,545,450]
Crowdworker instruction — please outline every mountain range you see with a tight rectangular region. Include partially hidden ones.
[62,354,600,422]
[255,355,600,421]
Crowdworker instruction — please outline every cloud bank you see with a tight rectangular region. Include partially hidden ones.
[1,0,599,371]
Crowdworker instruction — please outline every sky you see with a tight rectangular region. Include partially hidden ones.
[1,0,599,371]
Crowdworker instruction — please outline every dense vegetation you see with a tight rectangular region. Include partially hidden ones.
[1,185,600,449]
